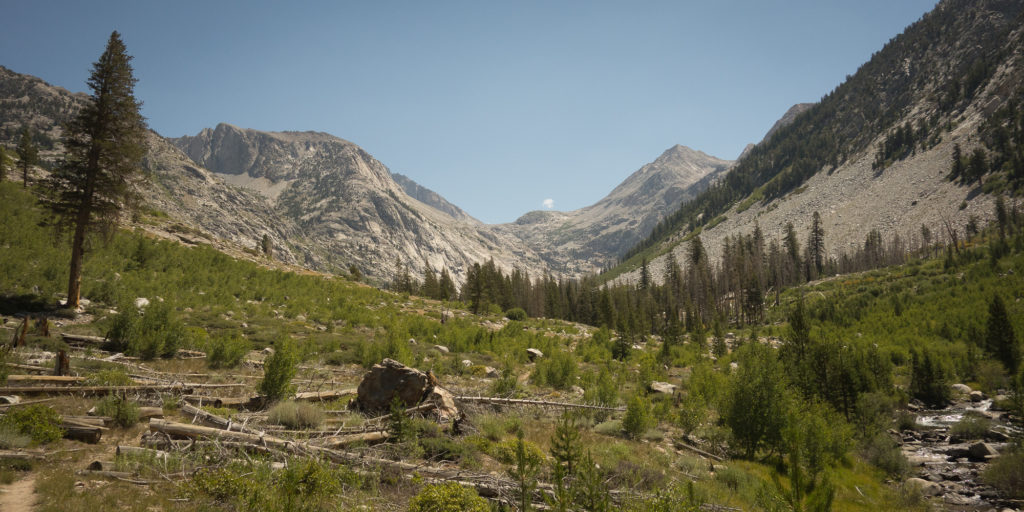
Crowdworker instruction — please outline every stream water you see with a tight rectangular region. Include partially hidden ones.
[901,395,1020,510]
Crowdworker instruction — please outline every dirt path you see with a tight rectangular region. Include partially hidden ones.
[0,475,36,512]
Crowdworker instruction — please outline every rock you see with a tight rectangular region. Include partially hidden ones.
[423,385,461,423]
[263,347,275,355]
[951,383,972,395]
[483,366,501,379]
[729,362,739,371]
[134,297,150,309]
[433,345,449,354]
[526,348,544,360]
[461,359,473,368]
[570,385,585,395]
[968,442,999,461]
[0,396,21,405]
[905,477,942,496]
[352,358,432,412]
[649,381,677,395]
[408,338,417,345]
[969,390,985,402]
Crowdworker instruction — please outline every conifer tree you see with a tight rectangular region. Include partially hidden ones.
[16,126,39,188]
[44,32,147,309]
[808,211,825,276]
[986,294,1020,373]
[0,146,8,182]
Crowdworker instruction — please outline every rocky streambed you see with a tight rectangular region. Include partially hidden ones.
[900,387,1021,510]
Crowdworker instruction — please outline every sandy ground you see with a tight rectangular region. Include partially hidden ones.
[0,475,36,512]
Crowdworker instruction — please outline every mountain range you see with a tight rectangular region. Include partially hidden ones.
[2,0,1021,291]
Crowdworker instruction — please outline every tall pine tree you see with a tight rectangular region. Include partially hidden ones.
[16,126,39,188]
[44,32,147,309]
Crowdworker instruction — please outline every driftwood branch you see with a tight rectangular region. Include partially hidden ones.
[179,402,265,436]
[0,382,246,395]
[455,396,625,412]
[293,388,357,402]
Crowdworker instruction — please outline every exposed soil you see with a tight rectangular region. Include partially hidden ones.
[0,475,36,512]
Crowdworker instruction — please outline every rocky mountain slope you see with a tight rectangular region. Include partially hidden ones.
[0,66,314,270]
[172,123,549,285]
[499,145,732,275]
[617,0,1023,284]
[391,172,477,224]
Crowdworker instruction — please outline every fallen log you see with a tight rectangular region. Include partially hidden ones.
[0,382,246,395]
[4,375,86,384]
[454,396,626,412]
[176,349,207,359]
[63,415,111,427]
[3,362,52,373]
[293,388,357,402]
[673,439,725,462]
[313,431,388,449]
[0,449,47,461]
[0,397,54,409]
[181,395,264,409]
[61,333,108,346]
[179,402,265,436]
[117,445,169,462]
[62,419,104,443]
[87,460,117,471]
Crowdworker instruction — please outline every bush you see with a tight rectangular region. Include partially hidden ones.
[982,444,1024,498]
[491,438,545,467]
[207,332,249,369]
[84,368,134,387]
[267,401,323,430]
[860,431,910,477]
[504,308,527,321]
[408,482,489,512]
[0,404,63,445]
[532,350,577,390]
[259,338,298,401]
[0,424,30,449]
[94,394,140,428]
[949,412,992,441]
[623,394,655,439]
[106,300,186,359]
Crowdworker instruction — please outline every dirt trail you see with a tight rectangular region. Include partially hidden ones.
[0,475,36,512]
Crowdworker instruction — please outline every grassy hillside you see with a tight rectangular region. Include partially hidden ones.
[1,180,1022,510]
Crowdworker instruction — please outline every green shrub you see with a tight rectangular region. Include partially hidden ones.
[84,368,134,387]
[860,431,910,477]
[0,424,30,449]
[258,338,298,401]
[504,308,527,321]
[267,401,323,430]
[94,394,140,428]
[623,394,655,439]
[982,444,1024,498]
[949,412,992,441]
[207,332,249,369]
[491,438,545,466]
[106,300,186,359]
[532,350,577,389]
[0,404,63,445]
[408,482,489,512]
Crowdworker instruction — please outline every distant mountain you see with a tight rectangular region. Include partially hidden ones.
[500,144,732,274]
[391,172,477,224]
[616,0,1022,284]
[0,66,314,270]
[172,123,548,285]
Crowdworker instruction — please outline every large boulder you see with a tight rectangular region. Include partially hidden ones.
[424,386,461,423]
[905,477,942,496]
[968,442,999,461]
[649,381,678,395]
[526,348,544,360]
[352,358,432,412]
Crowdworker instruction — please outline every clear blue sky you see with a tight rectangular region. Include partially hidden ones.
[2,1,937,224]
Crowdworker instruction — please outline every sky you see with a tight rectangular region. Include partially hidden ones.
[2,1,938,224]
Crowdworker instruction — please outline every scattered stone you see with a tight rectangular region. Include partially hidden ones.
[905,477,942,496]
[134,297,150,309]
[423,385,461,423]
[649,381,677,395]
[570,385,585,395]
[0,396,21,405]
[969,390,985,402]
[461,359,473,367]
[263,347,275,355]
[729,362,739,371]
[483,367,501,379]
[433,345,449,353]
[526,348,544,360]
[968,442,999,461]
[408,338,417,345]
[352,358,431,412]
[951,383,972,395]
